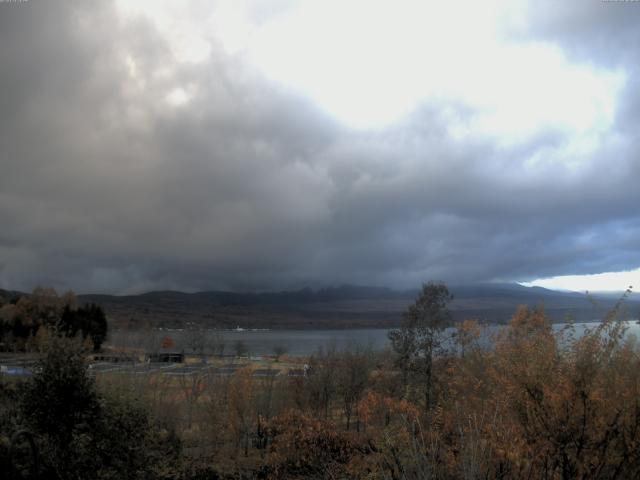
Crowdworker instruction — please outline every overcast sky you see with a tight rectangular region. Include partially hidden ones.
[1,0,639,294]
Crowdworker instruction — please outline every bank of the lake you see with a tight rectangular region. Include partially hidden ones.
[107,320,640,357]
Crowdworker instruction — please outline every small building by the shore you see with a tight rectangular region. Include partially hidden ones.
[147,352,184,363]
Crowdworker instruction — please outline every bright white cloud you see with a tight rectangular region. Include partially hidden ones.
[523,268,640,292]
[448,43,624,142]
[248,0,500,128]
[246,0,625,134]
[113,0,625,135]
[166,87,192,107]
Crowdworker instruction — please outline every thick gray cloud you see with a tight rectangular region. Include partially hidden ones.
[0,0,639,294]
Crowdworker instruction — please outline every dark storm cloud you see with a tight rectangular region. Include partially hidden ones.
[1,0,639,294]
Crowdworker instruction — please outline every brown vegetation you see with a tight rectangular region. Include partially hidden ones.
[0,287,108,352]
[2,285,640,479]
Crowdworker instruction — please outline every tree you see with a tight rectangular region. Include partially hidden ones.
[59,303,108,352]
[264,410,363,479]
[184,322,210,355]
[388,282,452,413]
[306,345,338,419]
[0,288,108,352]
[5,287,70,350]
[234,339,248,358]
[336,344,373,431]
[21,335,99,447]
[177,369,207,429]
[228,368,254,456]
[84,303,108,352]
[18,333,178,479]
[453,319,482,358]
[161,335,175,350]
[211,330,225,357]
[272,345,287,362]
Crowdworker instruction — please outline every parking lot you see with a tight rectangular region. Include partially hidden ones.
[0,353,305,379]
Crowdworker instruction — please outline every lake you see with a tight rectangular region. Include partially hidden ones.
[108,320,640,357]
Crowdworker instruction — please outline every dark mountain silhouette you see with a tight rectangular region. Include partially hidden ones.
[0,288,25,303]
[2,284,635,329]
[68,283,638,330]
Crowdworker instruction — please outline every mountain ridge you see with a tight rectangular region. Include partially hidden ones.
[2,283,636,329]
[77,283,636,329]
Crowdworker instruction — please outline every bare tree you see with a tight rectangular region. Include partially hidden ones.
[307,345,338,419]
[388,281,452,413]
[336,343,374,431]
[211,330,225,357]
[184,322,210,356]
[177,369,208,428]
[234,339,248,358]
[272,345,287,361]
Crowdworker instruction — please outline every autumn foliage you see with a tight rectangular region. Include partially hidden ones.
[434,301,640,479]
[253,297,640,479]
[0,287,107,352]
[4,286,640,479]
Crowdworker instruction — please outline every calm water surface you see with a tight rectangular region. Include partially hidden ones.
[109,321,640,356]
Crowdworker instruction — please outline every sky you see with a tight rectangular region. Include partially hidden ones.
[0,0,639,294]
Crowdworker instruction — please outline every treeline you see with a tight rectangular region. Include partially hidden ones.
[0,287,107,352]
[2,283,640,479]
[1,334,180,479]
